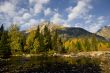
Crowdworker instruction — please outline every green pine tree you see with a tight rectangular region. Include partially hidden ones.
[91,35,98,51]
[52,30,58,51]
[75,40,83,52]
[0,31,11,58]
[43,26,52,51]
[25,30,36,53]
[8,25,23,54]
[0,24,4,40]
[57,37,64,53]
[32,38,40,53]
[84,38,91,51]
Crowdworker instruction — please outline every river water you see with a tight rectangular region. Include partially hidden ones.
[0,55,110,73]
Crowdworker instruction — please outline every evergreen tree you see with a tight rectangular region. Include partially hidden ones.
[75,40,83,52]
[57,37,64,53]
[30,25,44,53]
[0,31,11,58]
[52,30,58,50]
[8,25,23,54]
[0,24,4,32]
[69,41,76,53]
[84,38,91,51]
[32,38,40,53]
[25,30,36,53]
[43,26,52,51]
[20,34,26,52]
[91,35,98,51]
[35,25,40,38]
[0,24,4,39]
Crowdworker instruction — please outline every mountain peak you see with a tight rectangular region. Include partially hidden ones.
[26,21,64,33]
[97,26,110,39]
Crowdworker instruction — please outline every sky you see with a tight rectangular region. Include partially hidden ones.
[0,0,110,33]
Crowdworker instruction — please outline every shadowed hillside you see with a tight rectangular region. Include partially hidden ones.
[57,27,105,40]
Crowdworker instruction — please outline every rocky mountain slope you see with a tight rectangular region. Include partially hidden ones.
[97,26,110,40]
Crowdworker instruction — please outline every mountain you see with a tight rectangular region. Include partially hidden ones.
[25,21,64,33]
[97,26,110,40]
[57,27,92,38]
[24,21,106,41]
[57,27,106,40]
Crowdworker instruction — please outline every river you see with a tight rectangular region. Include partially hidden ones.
[0,54,110,73]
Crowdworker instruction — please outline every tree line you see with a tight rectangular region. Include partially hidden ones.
[0,24,64,58]
[0,24,110,58]
[64,37,110,53]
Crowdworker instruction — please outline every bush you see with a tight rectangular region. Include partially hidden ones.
[47,50,56,55]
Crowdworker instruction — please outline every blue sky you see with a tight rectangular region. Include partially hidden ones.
[0,0,110,32]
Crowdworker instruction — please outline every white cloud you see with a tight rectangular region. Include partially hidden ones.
[29,0,50,14]
[0,2,16,16]
[29,19,38,24]
[88,23,102,33]
[0,1,18,28]
[67,0,92,21]
[20,18,39,30]
[44,8,52,16]
[84,15,94,24]
[34,4,43,14]
[85,16,106,33]
[13,12,32,24]
[54,9,58,12]
[84,15,94,20]
[51,13,64,24]
[74,23,82,27]
[13,16,24,24]
[22,13,31,20]
[40,19,45,22]
[0,0,39,30]
[18,8,28,15]
[97,16,105,20]
[50,12,72,27]
[29,0,50,4]
[29,0,35,3]
[63,23,70,27]
[35,0,50,4]
[9,0,19,5]
[85,20,92,24]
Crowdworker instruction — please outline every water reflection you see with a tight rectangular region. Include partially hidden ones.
[0,56,102,73]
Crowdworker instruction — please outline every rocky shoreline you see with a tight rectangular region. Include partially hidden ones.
[10,51,110,58]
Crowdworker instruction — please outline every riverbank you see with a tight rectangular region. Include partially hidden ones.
[0,51,110,73]
[10,51,110,58]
